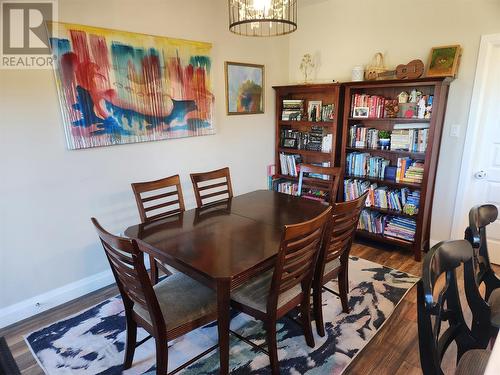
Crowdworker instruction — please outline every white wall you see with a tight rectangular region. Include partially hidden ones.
[0,0,289,321]
[289,0,500,244]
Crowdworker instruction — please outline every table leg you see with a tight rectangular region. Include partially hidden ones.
[217,279,231,375]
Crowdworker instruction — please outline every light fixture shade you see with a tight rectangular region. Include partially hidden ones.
[228,0,297,37]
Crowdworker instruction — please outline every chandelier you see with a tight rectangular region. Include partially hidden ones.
[228,0,297,37]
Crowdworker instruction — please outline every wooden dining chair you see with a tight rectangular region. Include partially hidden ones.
[190,167,233,208]
[91,218,218,375]
[230,206,332,375]
[297,164,342,205]
[131,175,185,284]
[417,240,490,375]
[313,191,368,337]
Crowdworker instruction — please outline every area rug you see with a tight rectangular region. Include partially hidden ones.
[25,257,418,374]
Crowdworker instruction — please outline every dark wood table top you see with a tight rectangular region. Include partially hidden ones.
[124,190,328,283]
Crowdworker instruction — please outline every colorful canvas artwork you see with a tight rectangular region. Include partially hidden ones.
[49,22,215,149]
[225,62,264,115]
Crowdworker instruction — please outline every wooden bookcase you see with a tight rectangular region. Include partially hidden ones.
[340,77,452,260]
[272,83,343,190]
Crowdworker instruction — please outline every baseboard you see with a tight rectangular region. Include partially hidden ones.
[0,269,115,330]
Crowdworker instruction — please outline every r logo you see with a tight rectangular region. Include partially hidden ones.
[2,1,53,54]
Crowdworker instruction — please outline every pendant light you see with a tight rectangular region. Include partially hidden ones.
[228,0,297,37]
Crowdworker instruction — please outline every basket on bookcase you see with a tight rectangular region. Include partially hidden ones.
[365,52,388,80]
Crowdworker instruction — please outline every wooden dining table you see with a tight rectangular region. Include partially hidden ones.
[124,189,328,374]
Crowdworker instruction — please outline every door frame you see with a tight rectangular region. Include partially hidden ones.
[451,33,500,239]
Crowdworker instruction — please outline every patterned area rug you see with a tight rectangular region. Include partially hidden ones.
[25,257,418,374]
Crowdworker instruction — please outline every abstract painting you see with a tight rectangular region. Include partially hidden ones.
[49,22,215,150]
[225,61,264,115]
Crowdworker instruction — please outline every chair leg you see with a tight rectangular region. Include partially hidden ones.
[265,320,280,375]
[313,283,325,337]
[149,255,159,285]
[301,298,315,348]
[339,265,349,313]
[123,315,137,369]
[155,336,168,375]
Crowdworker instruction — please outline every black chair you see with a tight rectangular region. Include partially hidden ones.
[417,240,490,375]
[464,204,500,346]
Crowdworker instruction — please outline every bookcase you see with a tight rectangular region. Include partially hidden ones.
[272,83,343,198]
[340,77,452,261]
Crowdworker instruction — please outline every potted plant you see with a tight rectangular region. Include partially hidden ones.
[379,130,391,150]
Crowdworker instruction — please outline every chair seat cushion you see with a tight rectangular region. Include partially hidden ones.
[133,273,216,331]
[455,349,490,375]
[324,257,341,276]
[231,270,302,313]
[488,288,500,328]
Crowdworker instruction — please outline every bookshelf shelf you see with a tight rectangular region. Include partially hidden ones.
[341,77,452,261]
[345,146,425,159]
[273,174,298,181]
[278,147,331,157]
[355,229,414,247]
[348,117,430,123]
[344,174,421,189]
[363,205,418,219]
[279,120,334,127]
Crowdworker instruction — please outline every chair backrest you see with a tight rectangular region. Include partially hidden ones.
[417,240,478,375]
[268,206,332,312]
[190,167,233,208]
[317,191,368,279]
[465,204,499,288]
[131,174,185,223]
[297,164,342,205]
[91,218,165,330]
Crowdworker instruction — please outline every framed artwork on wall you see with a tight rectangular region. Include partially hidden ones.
[225,61,264,115]
[49,22,215,150]
[426,45,462,77]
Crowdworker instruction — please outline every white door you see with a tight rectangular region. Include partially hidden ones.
[453,34,500,264]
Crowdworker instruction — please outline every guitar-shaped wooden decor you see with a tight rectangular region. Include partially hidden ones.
[366,59,425,80]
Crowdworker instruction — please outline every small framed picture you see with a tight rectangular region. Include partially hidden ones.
[225,61,265,115]
[308,100,322,121]
[353,106,369,118]
[282,138,297,148]
[426,45,462,77]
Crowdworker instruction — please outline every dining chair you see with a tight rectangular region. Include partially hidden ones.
[313,191,368,337]
[297,164,342,205]
[230,206,332,375]
[91,218,218,375]
[190,167,233,208]
[417,240,490,375]
[463,204,500,347]
[131,175,185,283]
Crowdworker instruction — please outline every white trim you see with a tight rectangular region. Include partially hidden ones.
[451,33,500,239]
[0,270,115,329]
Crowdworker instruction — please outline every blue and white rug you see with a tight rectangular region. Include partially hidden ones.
[25,257,418,374]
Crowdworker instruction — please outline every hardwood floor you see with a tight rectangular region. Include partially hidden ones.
[0,240,492,374]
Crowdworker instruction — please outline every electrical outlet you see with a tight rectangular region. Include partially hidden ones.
[450,124,460,138]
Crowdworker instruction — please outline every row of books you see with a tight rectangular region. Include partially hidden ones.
[358,210,416,241]
[282,100,304,121]
[344,179,420,216]
[350,94,386,118]
[384,217,417,241]
[349,125,379,149]
[279,153,301,177]
[275,180,299,196]
[397,158,424,183]
[391,127,429,152]
[345,152,390,179]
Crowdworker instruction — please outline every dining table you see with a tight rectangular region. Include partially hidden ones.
[124,189,329,374]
